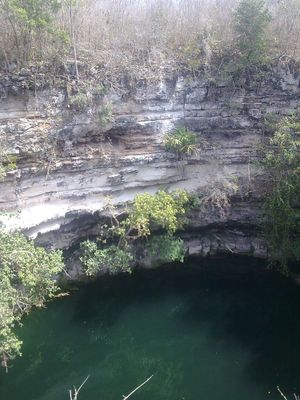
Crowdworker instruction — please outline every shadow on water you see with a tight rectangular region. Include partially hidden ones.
[181,267,300,392]
[0,255,300,400]
[71,256,300,396]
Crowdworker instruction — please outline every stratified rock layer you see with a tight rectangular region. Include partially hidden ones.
[1,63,299,258]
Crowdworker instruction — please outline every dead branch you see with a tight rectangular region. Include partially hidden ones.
[69,375,90,400]
[277,386,289,400]
[122,375,153,400]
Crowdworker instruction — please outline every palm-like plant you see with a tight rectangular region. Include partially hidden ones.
[164,128,198,159]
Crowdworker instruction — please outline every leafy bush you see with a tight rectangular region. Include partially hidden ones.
[0,231,64,370]
[0,139,17,181]
[98,104,113,127]
[233,0,271,70]
[0,163,6,181]
[92,84,108,96]
[68,93,91,111]
[1,0,300,80]
[80,190,194,276]
[1,0,64,62]
[262,112,279,134]
[164,128,198,160]
[147,235,185,265]
[124,190,192,238]
[80,241,133,275]
[260,116,300,273]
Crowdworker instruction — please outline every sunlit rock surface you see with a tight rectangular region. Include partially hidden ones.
[0,63,299,258]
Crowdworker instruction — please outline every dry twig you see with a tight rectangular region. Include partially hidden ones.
[122,375,153,400]
[69,375,90,400]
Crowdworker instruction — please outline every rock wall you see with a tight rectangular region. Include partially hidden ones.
[0,63,300,259]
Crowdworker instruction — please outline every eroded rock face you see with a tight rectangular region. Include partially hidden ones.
[0,64,299,259]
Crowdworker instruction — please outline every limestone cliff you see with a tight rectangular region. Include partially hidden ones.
[0,63,299,260]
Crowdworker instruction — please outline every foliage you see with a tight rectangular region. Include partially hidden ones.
[98,104,113,128]
[68,92,91,111]
[0,138,17,182]
[147,235,185,265]
[260,115,300,273]
[262,112,279,134]
[1,0,64,62]
[80,190,194,276]
[164,128,199,160]
[4,0,61,29]
[233,0,271,70]
[80,242,133,276]
[92,84,108,96]
[0,164,6,181]
[1,0,300,79]
[123,190,192,239]
[263,116,300,171]
[0,231,64,370]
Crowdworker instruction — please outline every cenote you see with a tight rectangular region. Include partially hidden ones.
[1,257,300,400]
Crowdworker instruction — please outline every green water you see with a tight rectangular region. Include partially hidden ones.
[1,258,300,400]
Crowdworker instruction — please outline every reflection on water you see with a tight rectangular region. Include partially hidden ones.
[0,257,299,400]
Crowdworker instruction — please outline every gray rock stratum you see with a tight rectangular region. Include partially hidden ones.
[0,63,299,260]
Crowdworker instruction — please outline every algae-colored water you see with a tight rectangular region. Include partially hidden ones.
[0,258,299,400]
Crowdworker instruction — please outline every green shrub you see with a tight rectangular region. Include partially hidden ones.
[260,115,300,273]
[2,0,63,62]
[233,0,271,70]
[1,139,9,181]
[68,92,91,111]
[124,190,192,238]
[80,241,133,275]
[0,150,17,182]
[147,235,185,265]
[164,128,198,159]
[262,112,280,134]
[0,164,6,181]
[98,104,113,127]
[80,190,194,276]
[0,231,64,370]
[93,84,108,96]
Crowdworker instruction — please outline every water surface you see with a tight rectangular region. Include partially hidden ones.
[1,257,299,400]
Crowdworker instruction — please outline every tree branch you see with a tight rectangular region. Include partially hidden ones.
[277,386,288,400]
[69,375,90,400]
[122,375,153,400]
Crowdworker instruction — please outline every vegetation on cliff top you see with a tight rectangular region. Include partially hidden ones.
[0,0,299,83]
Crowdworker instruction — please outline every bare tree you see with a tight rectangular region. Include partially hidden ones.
[68,0,79,83]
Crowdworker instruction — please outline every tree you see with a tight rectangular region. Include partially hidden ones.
[233,0,271,70]
[0,231,64,371]
[67,0,79,82]
[80,190,194,275]
[1,0,63,62]
[260,115,300,274]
